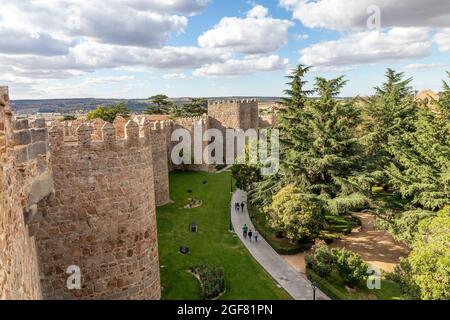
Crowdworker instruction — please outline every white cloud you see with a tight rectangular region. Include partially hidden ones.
[403,63,446,71]
[124,0,210,15]
[0,0,191,49]
[0,27,69,56]
[247,5,269,19]
[279,0,450,31]
[193,55,289,77]
[198,5,293,54]
[434,29,450,52]
[163,73,189,80]
[300,28,432,67]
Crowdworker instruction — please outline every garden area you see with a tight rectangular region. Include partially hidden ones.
[232,66,450,300]
[156,171,291,300]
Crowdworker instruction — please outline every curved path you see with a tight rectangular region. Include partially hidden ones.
[330,212,410,272]
[231,189,329,300]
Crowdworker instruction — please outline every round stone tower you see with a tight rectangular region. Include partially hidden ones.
[35,119,160,300]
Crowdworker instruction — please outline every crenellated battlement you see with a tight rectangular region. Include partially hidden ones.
[173,114,208,128]
[208,99,258,106]
[51,119,155,153]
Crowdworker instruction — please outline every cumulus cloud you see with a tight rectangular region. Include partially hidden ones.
[0,27,69,56]
[434,29,450,52]
[279,0,450,31]
[300,28,432,67]
[0,0,190,49]
[193,55,289,77]
[198,5,293,54]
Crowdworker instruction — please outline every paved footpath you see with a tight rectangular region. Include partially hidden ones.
[231,189,329,300]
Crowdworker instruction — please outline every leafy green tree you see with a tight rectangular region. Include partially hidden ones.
[265,185,324,241]
[332,248,368,288]
[408,207,450,300]
[393,206,450,300]
[145,94,174,115]
[386,72,450,210]
[305,244,335,278]
[87,102,131,123]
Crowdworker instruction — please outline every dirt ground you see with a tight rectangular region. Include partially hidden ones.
[283,212,410,273]
[282,253,306,273]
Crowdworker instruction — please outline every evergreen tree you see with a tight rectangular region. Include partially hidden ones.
[86,101,130,123]
[250,65,312,207]
[386,72,450,210]
[252,65,370,215]
[114,101,130,118]
[145,94,174,115]
[182,98,208,117]
[361,69,418,187]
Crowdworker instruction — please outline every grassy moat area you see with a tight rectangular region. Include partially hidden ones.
[156,171,291,300]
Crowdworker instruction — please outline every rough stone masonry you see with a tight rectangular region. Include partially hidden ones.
[0,86,274,300]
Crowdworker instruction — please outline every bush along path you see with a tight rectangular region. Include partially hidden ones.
[231,189,329,300]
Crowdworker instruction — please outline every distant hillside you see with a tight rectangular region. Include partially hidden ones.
[11,97,282,115]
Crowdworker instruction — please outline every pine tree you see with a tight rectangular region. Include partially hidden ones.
[251,65,369,215]
[250,65,312,207]
[145,94,174,115]
[361,69,418,187]
[386,72,450,210]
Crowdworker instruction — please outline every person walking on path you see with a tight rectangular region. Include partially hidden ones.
[241,202,245,212]
[254,231,259,243]
[235,202,240,213]
[243,224,248,238]
[248,229,253,242]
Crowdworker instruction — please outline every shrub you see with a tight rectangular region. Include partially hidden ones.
[306,245,335,278]
[190,265,225,300]
[331,248,368,288]
[265,185,324,241]
[388,258,420,299]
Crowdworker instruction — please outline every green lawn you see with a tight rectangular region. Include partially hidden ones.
[307,269,404,300]
[157,171,291,300]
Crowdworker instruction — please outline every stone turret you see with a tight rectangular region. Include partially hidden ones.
[36,119,161,299]
[1,85,161,300]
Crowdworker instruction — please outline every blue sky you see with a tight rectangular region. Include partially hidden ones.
[0,0,449,99]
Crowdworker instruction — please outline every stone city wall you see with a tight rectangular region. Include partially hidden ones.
[0,86,53,300]
[32,120,161,299]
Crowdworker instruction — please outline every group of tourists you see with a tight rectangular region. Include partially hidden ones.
[242,224,258,243]
[234,200,259,243]
[234,202,245,213]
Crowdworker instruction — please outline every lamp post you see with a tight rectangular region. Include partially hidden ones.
[229,173,234,232]
[312,282,317,301]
